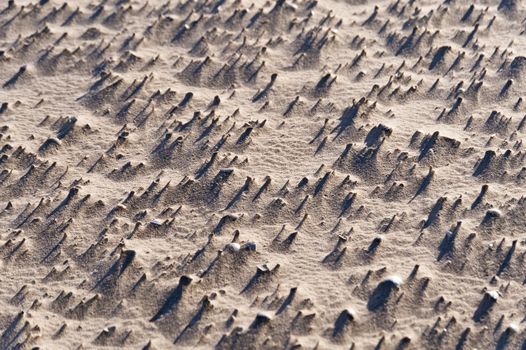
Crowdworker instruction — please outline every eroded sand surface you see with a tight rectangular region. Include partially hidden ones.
[1,0,526,349]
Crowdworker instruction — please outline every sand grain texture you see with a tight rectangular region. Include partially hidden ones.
[1,0,526,349]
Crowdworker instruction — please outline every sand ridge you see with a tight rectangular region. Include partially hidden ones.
[1,0,526,348]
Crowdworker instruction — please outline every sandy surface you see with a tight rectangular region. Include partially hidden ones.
[1,0,526,349]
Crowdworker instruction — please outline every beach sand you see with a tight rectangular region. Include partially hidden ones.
[1,0,526,348]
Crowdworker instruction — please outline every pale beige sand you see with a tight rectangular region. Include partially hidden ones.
[0,0,525,349]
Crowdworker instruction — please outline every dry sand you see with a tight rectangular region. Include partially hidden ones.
[1,0,526,348]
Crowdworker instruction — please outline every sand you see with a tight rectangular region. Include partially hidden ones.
[1,0,526,348]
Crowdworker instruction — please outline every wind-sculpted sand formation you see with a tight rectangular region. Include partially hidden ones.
[1,0,526,348]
